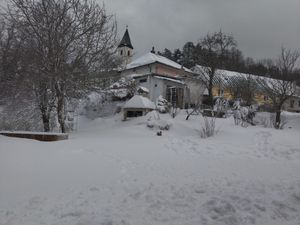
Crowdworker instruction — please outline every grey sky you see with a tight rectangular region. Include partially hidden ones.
[102,0,300,60]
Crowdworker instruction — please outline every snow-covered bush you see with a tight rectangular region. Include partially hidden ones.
[147,120,171,130]
[156,95,170,113]
[213,97,229,115]
[200,116,216,138]
[80,92,122,119]
[108,77,137,101]
[146,111,172,130]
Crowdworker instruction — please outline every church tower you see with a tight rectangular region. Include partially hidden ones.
[118,27,134,66]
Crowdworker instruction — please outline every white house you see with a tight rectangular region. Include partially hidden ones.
[118,49,205,108]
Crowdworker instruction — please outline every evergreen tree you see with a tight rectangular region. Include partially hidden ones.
[173,48,183,64]
[161,48,173,60]
[181,42,195,68]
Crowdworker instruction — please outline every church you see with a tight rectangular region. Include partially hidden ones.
[117,28,206,108]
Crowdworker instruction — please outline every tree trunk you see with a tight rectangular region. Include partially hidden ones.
[57,95,66,133]
[275,106,281,129]
[41,109,50,132]
[208,80,214,107]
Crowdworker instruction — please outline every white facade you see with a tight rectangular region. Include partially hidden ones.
[118,46,133,66]
[134,75,184,103]
[121,64,156,77]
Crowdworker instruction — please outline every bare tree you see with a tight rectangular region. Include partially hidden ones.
[196,30,237,106]
[0,18,25,102]
[257,47,300,129]
[7,0,119,132]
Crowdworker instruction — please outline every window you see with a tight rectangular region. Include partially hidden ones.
[218,89,224,96]
[120,50,123,56]
[264,96,269,101]
[290,100,295,108]
[128,51,130,56]
[298,101,300,107]
[139,78,147,83]
[154,84,157,87]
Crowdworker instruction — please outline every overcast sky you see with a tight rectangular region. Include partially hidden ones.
[102,0,300,60]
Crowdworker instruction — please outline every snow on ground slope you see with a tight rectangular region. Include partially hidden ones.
[0,112,300,225]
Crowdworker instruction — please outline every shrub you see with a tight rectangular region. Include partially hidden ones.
[200,116,216,138]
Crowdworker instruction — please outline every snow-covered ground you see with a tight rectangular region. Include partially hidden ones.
[1,111,300,225]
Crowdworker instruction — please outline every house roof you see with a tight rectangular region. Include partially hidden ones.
[124,95,155,109]
[126,52,192,73]
[193,65,300,97]
[118,28,133,49]
[193,65,276,86]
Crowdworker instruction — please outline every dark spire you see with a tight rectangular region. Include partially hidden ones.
[118,27,133,49]
[151,46,155,54]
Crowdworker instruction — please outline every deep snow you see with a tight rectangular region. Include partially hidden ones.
[0,111,300,225]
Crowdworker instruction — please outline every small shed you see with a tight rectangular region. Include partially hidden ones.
[123,95,155,120]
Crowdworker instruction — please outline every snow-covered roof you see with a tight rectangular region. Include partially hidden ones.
[126,52,192,73]
[124,95,155,109]
[193,65,300,97]
[193,65,281,87]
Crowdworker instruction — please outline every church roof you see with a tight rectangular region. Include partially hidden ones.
[118,28,133,49]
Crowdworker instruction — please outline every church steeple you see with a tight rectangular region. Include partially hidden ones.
[118,26,133,49]
[118,26,134,65]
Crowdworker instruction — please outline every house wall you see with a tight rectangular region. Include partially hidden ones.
[122,62,206,108]
[134,76,165,102]
[134,75,151,96]
[254,93,272,105]
[135,75,186,107]
[212,86,272,105]
[121,63,189,78]
[212,87,232,100]
[121,64,156,77]
[185,79,206,105]
[283,97,300,112]
[156,64,185,77]
[150,77,165,102]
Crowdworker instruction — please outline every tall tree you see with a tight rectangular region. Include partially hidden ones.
[173,48,183,64]
[257,47,300,129]
[196,30,237,106]
[7,0,119,132]
[181,41,195,68]
[161,48,173,61]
